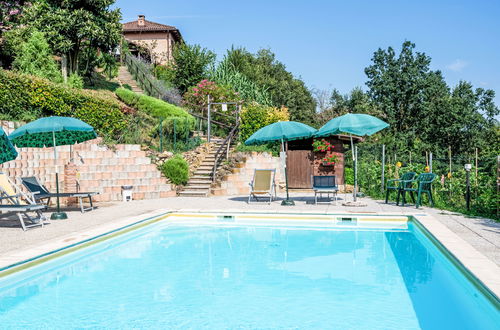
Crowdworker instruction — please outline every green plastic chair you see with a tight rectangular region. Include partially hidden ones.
[385,172,417,204]
[397,173,437,208]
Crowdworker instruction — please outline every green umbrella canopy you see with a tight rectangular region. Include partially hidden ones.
[245,121,317,145]
[315,113,389,137]
[0,128,18,164]
[9,116,97,148]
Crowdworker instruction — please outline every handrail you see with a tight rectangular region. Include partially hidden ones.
[123,53,173,102]
[188,111,231,129]
[210,123,239,182]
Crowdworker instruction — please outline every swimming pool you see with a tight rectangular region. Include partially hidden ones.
[0,215,498,329]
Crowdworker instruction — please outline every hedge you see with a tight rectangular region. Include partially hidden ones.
[0,69,126,138]
[116,88,192,120]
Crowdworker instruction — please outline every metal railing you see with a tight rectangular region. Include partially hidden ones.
[210,123,239,182]
[123,54,181,104]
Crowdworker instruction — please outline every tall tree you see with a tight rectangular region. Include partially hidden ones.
[365,41,432,137]
[169,43,216,94]
[224,47,316,125]
[365,40,499,154]
[314,87,380,126]
[22,0,122,76]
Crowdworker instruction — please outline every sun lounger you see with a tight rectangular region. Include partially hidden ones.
[0,173,48,231]
[21,176,98,213]
[312,175,338,204]
[248,169,277,204]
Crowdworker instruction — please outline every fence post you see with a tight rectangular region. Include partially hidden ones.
[207,95,211,143]
[381,144,385,193]
[429,152,433,172]
[159,118,163,153]
[475,148,478,200]
[448,146,452,199]
[173,119,177,152]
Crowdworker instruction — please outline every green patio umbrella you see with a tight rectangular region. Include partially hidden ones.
[315,113,389,202]
[245,121,317,206]
[9,116,97,219]
[0,128,18,164]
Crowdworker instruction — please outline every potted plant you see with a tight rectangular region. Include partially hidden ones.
[321,154,338,166]
[312,139,334,152]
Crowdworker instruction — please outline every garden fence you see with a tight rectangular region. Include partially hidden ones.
[346,144,499,220]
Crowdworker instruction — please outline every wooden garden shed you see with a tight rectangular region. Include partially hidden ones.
[285,135,361,189]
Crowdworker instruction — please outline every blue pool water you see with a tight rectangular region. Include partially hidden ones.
[0,221,498,329]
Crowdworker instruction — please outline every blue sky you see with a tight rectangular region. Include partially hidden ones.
[117,0,500,103]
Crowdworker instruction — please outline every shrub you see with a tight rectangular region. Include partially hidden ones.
[12,30,62,83]
[115,87,140,107]
[239,102,290,142]
[183,80,242,113]
[68,73,84,89]
[161,155,189,185]
[0,69,126,137]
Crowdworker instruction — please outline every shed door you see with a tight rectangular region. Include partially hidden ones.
[286,150,312,188]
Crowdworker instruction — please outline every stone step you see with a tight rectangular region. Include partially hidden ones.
[188,180,212,185]
[184,184,211,190]
[178,190,209,197]
[194,170,212,175]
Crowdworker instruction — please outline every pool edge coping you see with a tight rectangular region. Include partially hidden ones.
[0,209,498,305]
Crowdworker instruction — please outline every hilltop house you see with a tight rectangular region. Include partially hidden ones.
[122,15,183,65]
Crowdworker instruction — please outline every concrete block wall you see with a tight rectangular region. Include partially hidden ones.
[211,152,285,196]
[0,121,174,202]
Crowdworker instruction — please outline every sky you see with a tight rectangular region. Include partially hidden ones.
[116,0,500,104]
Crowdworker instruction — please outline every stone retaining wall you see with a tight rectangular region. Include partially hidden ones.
[0,121,174,202]
[211,152,285,196]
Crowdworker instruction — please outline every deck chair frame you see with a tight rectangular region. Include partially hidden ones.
[312,175,339,205]
[248,169,277,204]
[21,176,98,213]
[0,173,48,231]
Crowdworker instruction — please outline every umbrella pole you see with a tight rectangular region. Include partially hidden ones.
[350,135,357,202]
[51,131,67,220]
[281,139,294,206]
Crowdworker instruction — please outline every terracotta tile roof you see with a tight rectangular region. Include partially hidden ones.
[122,17,183,42]
[123,19,177,32]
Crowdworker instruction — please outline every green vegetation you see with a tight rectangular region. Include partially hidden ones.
[239,102,289,142]
[115,88,193,121]
[21,0,122,77]
[0,69,126,137]
[158,43,216,94]
[12,31,62,83]
[220,47,316,125]
[235,143,280,157]
[161,155,189,185]
[210,59,271,106]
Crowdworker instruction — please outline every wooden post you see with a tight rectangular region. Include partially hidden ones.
[207,95,211,143]
[429,152,433,173]
[475,148,478,199]
[381,144,385,193]
[61,54,68,84]
[448,146,452,199]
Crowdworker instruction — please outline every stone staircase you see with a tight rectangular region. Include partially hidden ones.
[179,138,225,197]
[117,66,143,94]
